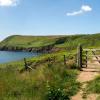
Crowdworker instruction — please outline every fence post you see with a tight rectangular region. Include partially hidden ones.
[47,57,52,67]
[77,44,83,70]
[24,58,28,70]
[53,56,56,63]
[64,55,66,65]
[48,57,51,63]
[85,51,88,68]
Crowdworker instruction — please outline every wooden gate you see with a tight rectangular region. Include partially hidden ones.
[77,45,100,70]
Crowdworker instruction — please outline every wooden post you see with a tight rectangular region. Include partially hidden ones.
[53,56,56,63]
[24,58,28,70]
[77,44,83,70]
[85,51,88,67]
[64,55,66,65]
[75,54,77,64]
[47,57,52,67]
[48,57,51,63]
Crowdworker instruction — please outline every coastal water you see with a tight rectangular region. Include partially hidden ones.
[0,51,39,63]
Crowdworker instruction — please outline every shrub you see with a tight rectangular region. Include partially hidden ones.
[46,85,70,100]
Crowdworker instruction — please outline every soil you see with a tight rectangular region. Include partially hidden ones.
[71,57,100,100]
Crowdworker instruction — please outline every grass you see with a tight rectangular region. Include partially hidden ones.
[0,33,100,99]
[82,76,100,100]
[0,48,80,100]
[0,33,100,52]
[86,76,100,94]
[0,60,80,100]
[0,35,60,48]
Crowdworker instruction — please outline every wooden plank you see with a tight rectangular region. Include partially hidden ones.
[85,55,100,57]
[92,51,100,63]
[27,66,34,70]
[83,49,100,51]
[91,60,100,62]
[24,58,34,71]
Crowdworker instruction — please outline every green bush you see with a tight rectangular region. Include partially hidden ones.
[46,85,70,100]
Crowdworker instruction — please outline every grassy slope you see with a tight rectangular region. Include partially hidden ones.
[0,62,80,100]
[0,35,61,48]
[0,33,100,100]
[0,33,100,50]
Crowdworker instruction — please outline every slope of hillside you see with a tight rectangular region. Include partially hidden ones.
[0,33,100,52]
[0,33,100,100]
[0,35,63,52]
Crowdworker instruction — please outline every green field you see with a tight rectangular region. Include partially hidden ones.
[0,33,100,51]
[0,33,100,100]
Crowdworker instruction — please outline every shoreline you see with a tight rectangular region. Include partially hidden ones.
[0,44,61,53]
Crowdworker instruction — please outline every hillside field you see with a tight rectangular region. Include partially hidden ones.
[0,34,100,52]
[0,33,100,100]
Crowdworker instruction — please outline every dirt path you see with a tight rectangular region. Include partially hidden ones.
[71,57,100,100]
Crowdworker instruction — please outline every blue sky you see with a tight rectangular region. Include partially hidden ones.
[0,0,100,40]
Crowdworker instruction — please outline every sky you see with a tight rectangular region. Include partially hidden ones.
[0,0,100,40]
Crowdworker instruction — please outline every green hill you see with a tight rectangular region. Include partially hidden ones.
[0,35,60,48]
[0,33,100,52]
[0,33,100,100]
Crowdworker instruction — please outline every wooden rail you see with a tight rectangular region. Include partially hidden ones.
[77,45,100,70]
[23,55,68,71]
[83,49,100,51]
[86,55,100,57]
[23,45,100,72]
[92,51,100,63]
[24,58,34,71]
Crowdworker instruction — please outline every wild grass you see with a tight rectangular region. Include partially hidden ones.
[0,33,100,99]
[0,60,80,100]
[86,76,100,94]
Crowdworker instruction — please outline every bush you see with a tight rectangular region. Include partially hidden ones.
[46,85,70,100]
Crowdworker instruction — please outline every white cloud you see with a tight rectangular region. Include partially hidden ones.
[0,0,18,7]
[81,5,92,12]
[67,10,82,16]
[66,5,92,16]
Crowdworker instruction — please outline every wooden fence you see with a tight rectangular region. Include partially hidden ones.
[23,55,68,71]
[23,44,100,71]
[77,45,100,70]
